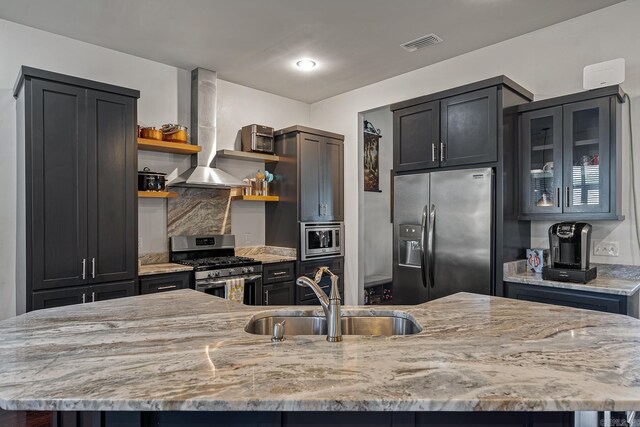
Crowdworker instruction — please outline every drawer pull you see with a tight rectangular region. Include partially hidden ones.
[157,285,178,290]
[272,271,288,276]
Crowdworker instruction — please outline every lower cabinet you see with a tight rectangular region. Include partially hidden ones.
[504,282,638,318]
[296,257,344,305]
[32,280,137,310]
[263,281,295,306]
[139,272,192,295]
[262,262,295,306]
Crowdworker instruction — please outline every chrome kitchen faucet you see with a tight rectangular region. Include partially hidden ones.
[296,267,342,342]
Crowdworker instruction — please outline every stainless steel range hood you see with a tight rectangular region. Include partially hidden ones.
[168,68,247,189]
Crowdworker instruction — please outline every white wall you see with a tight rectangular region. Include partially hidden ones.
[138,77,310,254]
[362,108,393,282]
[0,18,309,319]
[309,1,640,306]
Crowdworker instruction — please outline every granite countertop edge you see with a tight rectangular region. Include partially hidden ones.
[504,260,640,296]
[2,290,640,412]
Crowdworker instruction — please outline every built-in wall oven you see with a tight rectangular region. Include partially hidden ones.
[300,222,344,261]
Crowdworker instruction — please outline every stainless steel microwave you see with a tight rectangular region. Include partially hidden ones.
[300,222,344,261]
[241,124,275,154]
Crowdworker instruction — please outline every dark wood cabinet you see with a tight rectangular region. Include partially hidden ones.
[262,262,295,305]
[15,66,140,313]
[266,126,344,250]
[393,101,440,172]
[263,262,295,284]
[440,87,497,167]
[298,132,344,222]
[392,86,500,172]
[517,86,624,221]
[30,79,89,291]
[505,282,638,318]
[32,280,137,310]
[263,281,295,306]
[32,286,87,310]
[89,281,137,302]
[296,257,344,305]
[520,106,564,214]
[139,272,192,294]
[323,138,344,221]
[299,134,323,221]
[87,90,137,284]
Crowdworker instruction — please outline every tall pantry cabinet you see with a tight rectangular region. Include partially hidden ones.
[14,67,139,313]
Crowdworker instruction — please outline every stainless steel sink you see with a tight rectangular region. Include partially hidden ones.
[245,312,422,337]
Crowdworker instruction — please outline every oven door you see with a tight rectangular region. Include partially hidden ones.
[300,222,344,261]
[195,274,263,305]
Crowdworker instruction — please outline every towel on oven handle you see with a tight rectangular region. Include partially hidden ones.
[225,278,245,303]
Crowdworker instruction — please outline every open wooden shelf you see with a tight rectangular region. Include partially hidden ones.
[138,191,178,199]
[231,195,280,202]
[216,149,279,163]
[138,138,202,155]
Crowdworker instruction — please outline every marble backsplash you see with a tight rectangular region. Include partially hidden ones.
[168,187,232,237]
[139,187,233,265]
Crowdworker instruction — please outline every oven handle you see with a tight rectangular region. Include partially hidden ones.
[197,274,262,289]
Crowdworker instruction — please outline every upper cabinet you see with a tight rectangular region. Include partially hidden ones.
[440,87,497,167]
[266,126,344,249]
[518,86,624,221]
[391,78,522,173]
[393,101,439,171]
[14,66,140,312]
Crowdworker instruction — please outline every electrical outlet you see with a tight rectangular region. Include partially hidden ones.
[593,240,619,257]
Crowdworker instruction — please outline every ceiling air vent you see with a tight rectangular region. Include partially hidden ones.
[400,33,443,52]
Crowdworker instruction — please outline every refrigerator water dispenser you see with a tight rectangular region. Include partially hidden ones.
[398,224,422,267]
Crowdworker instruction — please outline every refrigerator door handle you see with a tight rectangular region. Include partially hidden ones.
[420,204,428,288]
[427,204,436,288]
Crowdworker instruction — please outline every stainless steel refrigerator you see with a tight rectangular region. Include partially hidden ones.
[393,167,493,304]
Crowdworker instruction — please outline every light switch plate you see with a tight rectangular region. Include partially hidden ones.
[593,240,619,257]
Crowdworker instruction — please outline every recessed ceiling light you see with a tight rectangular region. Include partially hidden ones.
[296,59,317,70]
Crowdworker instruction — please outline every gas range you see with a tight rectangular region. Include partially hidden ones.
[170,235,263,304]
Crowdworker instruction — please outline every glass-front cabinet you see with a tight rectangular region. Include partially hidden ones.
[520,106,563,214]
[517,87,623,221]
[563,98,610,213]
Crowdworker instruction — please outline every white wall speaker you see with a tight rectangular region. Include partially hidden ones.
[583,58,625,90]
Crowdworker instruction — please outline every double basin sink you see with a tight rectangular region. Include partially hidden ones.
[245,311,422,337]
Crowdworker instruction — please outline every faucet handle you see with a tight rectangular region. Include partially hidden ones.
[328,274,340,302]
[313,266,335,283]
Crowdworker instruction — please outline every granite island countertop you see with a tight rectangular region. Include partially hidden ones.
[504,260,640,296]
[1,289,640,412]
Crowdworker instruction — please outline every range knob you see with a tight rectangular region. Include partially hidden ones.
[209,271,221,278]
[241,267,249,274]
[228,269,236,275]
[247,266,254,273]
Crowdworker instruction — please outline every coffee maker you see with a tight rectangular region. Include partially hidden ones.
[542,222,597,283]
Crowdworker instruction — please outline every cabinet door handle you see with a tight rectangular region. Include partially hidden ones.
[556,188,560,208]
[431,143,437,162]
[91,258,96,279]
[157,285,177,290]
[82,293,86,304]
[265,290,269,305]
[81,259,86,280]
[440,143,446,162]
[91,292,96,302]
[319,203,323,216]
[565,187,570,208]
